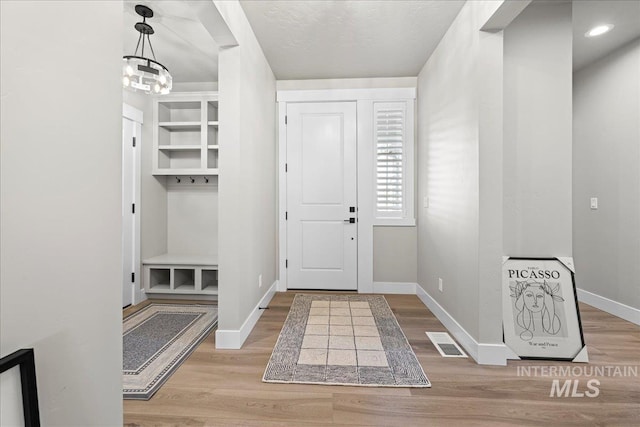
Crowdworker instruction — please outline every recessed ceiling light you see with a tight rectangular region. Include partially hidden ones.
[585,24,614,38]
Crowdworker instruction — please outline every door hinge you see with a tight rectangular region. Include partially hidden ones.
[132,203,135,214]
[285,211,288,220]
[286,259,288,268]
[131,272,135,283]
[285,163,288,172]
[132,136,136,147]
[285,115,287,125]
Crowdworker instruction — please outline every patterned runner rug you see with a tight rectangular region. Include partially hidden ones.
[263,294,430,387]
[123,304,217,400]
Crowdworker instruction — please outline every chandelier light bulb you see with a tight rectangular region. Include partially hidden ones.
[126,64,134,76]
[123,76,130,87]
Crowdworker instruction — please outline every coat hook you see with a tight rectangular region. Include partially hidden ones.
[175,176,181,183]
[190,177,195,183]
[204,177,209,183]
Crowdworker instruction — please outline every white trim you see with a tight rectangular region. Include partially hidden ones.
[153,91,219,99]
[356,100,374,294]
[415,286,508,366]
[374,219,417,227]
[504,344,520,360]
[372,282,417,294]
[577,288,640,326]
[277,102,288,292]
[123,103,143,123]
[277,88,416,103]
[132,118,144,305]
[185,0,238,47]
[481,0,532,32]
[372,99,415,227]
[477,344,510,366]
[123,103,145,306]
[215,281,278,349]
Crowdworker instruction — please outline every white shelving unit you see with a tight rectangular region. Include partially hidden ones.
[153,92,219,176]
[143,254,218,296]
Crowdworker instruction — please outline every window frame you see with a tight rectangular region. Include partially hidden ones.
[373,99,415,226]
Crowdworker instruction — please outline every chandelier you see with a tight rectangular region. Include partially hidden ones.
[123,5,172,95]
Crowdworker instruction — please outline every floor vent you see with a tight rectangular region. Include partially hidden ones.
[426,332,468,358]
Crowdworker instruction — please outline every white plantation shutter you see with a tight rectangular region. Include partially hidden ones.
[375,102,407,218]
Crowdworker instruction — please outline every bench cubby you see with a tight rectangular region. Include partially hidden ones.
[143,254,218,296]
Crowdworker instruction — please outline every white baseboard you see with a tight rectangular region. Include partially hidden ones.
[415,286,508,366]
[215,280,278,349]
[577,288,640,326]
[372,282,417,294]
[133,289,147,306]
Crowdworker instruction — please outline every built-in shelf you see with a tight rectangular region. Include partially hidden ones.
[159,145,202,151]
[153,92,218,176]
[144,254,218,266]
[152,168,219,176]
[143,254,218,296]
[159,121,201,131]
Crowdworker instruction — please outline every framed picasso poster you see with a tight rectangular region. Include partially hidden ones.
[502,257,586,361]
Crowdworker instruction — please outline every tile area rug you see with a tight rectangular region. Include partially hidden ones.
[263,294,430,387]
[123,304,217,400]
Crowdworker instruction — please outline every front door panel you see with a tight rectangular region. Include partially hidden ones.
[287,102,357,290]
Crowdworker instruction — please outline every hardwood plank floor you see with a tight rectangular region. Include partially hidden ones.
[124,293,640,426]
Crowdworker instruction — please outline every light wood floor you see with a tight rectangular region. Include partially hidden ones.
[124,293,640,426]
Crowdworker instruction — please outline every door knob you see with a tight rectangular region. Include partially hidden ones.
[343,218,356,223]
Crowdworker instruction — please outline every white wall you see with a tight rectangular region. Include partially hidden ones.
[503,1,573,257]
[373,227,417,283]
[167,184,218,256]
[0,1,123,425]
[172,82,219,92]
[573,38,640,310]
[417,0,573,361]
[215,0,277,336]
[417,1,503,342]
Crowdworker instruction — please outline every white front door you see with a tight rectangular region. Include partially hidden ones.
[286,102,357,290]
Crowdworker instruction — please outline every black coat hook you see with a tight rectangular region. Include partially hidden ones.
[175,176,181,183]
[190,177,195,183]
[204,177,209,183]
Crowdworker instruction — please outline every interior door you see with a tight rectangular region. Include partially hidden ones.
[286,102,357,290]
[122,117,137,307]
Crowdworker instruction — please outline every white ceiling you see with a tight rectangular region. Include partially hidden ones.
[123,1,219,83]
[124,0,640,83]
[573,0,640,71]
[239,0,466,80]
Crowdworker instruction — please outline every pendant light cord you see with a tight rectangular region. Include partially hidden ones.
[131,14,157,61]
[134,31,143,56]
[147,36,157,61]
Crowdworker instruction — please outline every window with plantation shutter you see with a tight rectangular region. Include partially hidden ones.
[374,101,413,224]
